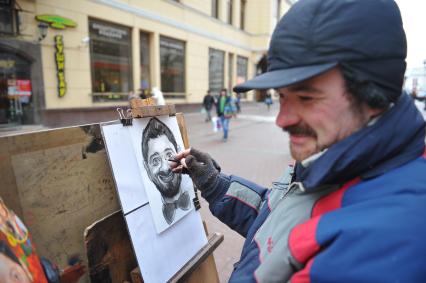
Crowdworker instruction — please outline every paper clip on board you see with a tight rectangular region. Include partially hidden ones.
[117,108,133,126]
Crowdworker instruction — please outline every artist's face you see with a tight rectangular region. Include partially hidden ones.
[276,68,380,161]
[145,135,181,198]
[0,253,31,283]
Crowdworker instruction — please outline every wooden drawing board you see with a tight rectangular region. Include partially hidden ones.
[0,124,121,283]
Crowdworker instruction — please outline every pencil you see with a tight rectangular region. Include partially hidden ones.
[168,158,189,174]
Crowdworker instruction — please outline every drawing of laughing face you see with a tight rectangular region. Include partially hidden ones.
[146,135,181,198]
[142,118,182,199]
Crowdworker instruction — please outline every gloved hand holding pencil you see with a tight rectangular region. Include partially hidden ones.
[169,148,221,192]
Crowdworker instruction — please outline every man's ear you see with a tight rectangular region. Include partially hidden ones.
[365,105,386,121]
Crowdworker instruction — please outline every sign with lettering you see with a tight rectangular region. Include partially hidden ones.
[54,35,66,97]
[7,80,31,96]
[7,79,32,96]
[89,20,130,41]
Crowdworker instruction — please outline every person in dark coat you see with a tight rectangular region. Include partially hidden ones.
[202,90,215,122]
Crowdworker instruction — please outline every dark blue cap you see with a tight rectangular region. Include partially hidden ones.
[234,0,407,98]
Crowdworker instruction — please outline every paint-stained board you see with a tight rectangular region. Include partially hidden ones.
[0,124,120,283]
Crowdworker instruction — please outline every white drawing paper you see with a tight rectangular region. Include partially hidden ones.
[126,204,207,283]
[101,123,148,213]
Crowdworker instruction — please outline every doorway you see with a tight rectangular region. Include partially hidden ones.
[0,52,32,125]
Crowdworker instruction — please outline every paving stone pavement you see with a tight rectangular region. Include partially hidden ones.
[184,102,293,282]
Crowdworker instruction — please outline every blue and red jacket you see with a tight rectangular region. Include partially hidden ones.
[202,94,426,282]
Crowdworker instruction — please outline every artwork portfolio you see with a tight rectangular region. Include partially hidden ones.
[101,115,207,283]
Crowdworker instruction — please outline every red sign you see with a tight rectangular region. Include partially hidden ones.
[7,79,32,96]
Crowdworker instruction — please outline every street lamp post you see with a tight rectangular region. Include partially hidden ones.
[37,22,48,42]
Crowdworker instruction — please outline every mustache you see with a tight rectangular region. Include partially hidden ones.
[283,123,317,137]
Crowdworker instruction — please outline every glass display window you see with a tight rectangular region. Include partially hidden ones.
[0,52,31,125]
[209,48,225,95]
[89,18,133,102]
[159,36,185,96]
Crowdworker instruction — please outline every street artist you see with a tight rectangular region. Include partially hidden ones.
[170,0,426,282]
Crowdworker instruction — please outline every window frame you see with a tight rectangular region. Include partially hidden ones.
[240,0,246,30]
[140,31,151,96]
[208,47,225,95]
[227,0,233,25]
[159,35,186,97]
[0,0,20,36]
[88,18,133,102]
[212,0,219,19]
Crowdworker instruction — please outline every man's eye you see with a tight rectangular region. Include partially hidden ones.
[166,152,174,159]
[299,96,313,101]
[151,157,160,166]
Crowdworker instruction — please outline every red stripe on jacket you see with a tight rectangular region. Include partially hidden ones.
[288,178,361,282]
[311,177,361,218]
[291,258,314,283]
[288,216,321,264]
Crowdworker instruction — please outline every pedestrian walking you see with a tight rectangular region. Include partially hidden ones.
[202,90,215,122]
[217,89,233,142]
[264,91,273,110]
[171,0,426,282]
[151,86,165,105]
[138,88,147,99]
[235,92,242,113]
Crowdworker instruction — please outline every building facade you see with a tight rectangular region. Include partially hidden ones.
[0,0,293,127]
[405,66,426,97]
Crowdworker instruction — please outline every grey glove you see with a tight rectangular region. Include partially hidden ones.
[185,148,221,192]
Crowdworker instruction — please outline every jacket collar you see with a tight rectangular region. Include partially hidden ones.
[297,94,426,192]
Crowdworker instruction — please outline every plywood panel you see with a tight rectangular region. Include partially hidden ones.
[0,125,120,283]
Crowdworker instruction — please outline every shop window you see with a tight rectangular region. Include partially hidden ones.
[0,0,19,35]
[160,36,185,96]
[237,55,248,97]
[228,53,234,91]
[140,31,151,97]
[209,48,225,95]
[212,0,219,19]
[0,52,31,125]
[89,18,133,102]
[227,0,233,25]
[240,0,246,30]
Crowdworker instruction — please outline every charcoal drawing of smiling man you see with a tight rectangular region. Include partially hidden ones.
[142,118,190,225]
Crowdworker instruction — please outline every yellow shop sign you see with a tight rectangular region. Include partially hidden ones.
[54,35,66,97]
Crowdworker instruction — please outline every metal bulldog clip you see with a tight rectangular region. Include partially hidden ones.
[117,108,133,126]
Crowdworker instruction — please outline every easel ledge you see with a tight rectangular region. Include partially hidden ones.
[169,232,224,283]
[126,98,190,149]
[129,97,175,118]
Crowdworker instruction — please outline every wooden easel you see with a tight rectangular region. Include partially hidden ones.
[92,97,224,282]
[0,98,223,283]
